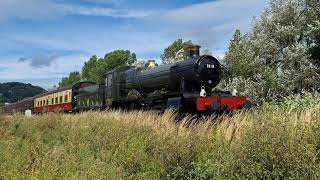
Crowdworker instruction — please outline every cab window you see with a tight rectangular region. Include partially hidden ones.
[107,74,112,87]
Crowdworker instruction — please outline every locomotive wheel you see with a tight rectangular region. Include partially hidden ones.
[128,102,142,110]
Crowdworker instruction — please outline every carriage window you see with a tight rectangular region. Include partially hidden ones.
[65,95,68,102]
[38,101,40,106]
[40,101,42,106]
[52,98,54,104]
[107,74,112,87]
[60,96,63,103]
[55,97,58,104]
[46,99,49,105]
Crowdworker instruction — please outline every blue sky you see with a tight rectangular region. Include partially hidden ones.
[0,0,268,89]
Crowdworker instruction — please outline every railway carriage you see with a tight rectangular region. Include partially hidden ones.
[0,97,34,114]
[33,81,95,113]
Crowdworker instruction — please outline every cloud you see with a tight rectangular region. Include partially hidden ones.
[0,0,60,22]
[82,0,128,6]
[0,0,155,22]
[18,53,61,67]
[0,54,88,88]
[60,5,155,18]
[160,0,267,25]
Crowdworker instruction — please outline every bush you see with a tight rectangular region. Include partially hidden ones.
[1,107,320,179]
[265,94,320,110]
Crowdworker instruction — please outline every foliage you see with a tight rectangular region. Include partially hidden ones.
[224,0,320,103]
[58,71,81,88]
[1,105,320,179]
[81,55,98,82]
[161,39,193,64]
[81,50,137,83]
[305,0,320,65]
[224,29,256,80]
[0,82,45,103]
[266,93,320,110]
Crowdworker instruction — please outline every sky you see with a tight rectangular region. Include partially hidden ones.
[0,0,269,89]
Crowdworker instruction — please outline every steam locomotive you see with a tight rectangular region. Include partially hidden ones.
[0,45,250,114]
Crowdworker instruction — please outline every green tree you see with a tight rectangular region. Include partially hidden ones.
[161,39,193,64]
[94,50,137,83]
[80,50,137,83]
[58,71,81,87]
[82,55,98,81]
[224,29,256,80]
[224,0,319,103]
[305,0,320,65]
[103,50,136,70]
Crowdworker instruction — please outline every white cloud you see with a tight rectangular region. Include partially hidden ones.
[160,0,267,25]
[59,4,155,18]
[0,0,60,22]
[0,0,155,22]
[82,0,128,6]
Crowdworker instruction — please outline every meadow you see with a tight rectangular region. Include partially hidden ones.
[1,96,320,179]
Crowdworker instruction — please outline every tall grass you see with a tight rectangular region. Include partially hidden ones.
[0,105,320,179]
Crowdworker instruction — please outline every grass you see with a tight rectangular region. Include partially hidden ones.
[0,103,320,179]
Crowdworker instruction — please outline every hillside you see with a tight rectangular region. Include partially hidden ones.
[0,82,46,104]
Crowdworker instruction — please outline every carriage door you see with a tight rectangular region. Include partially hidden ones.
[105,73,113,106]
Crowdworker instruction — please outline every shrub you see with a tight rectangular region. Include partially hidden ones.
[1,106,320,179]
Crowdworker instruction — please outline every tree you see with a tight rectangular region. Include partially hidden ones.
[58,71,81,87]
[82,55,98,81]
[305,0,320,65]
[224,29,256,80]
[80,50,137,83]
[93,50,137,83]
[250,0,318,93]
[161,39,193,64]
[103,50,136,70]
[224,0,319,103]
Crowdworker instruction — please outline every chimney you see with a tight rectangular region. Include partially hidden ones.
[186,45,201,58]
[145,60,158,68]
